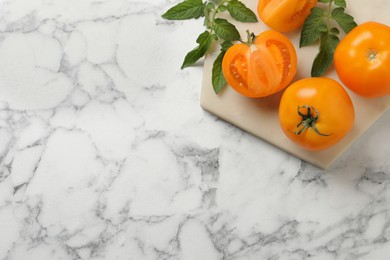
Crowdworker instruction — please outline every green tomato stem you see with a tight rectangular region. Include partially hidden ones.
[291,105,332,136]
[238,30,256,45]
[209,0,229,35]
[327,0,333,27]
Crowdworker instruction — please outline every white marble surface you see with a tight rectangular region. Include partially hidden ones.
[1,0,390,259]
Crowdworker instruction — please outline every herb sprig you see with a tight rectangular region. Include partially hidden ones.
[300,0,357,77]
[162,0,258,94]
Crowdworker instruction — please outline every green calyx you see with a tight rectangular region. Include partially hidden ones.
[291,105,331,136]
[240,30,256,46]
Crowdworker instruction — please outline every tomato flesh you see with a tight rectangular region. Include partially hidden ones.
[258,0,317,32]
[334,22,390,98]
[222,30,297,98]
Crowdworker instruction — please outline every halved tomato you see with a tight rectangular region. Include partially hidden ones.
[257,0,317,32]
[222,30,297,98]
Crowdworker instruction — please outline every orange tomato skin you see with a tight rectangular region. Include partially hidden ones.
[222,30,297,98]
[279,78,355,151]
[334,22,390,98]
[257,0,317,32]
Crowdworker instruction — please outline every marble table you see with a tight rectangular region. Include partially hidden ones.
[1,0,390,259]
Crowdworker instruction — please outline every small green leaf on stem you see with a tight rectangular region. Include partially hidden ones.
[212,51,227,94]
[227,0,258,23]
[162,0,206,20]
[196,30,211,44]
[213,18,241,41]
[329,27,340,35]
[212,41,232,93]
[221,40,233,51]
[181,31,213,69]
[218,5,228,12]
[300,7,327,47]
[311,33,340,77]
[334,0,346,8]
[331,7,357,34]
[301,0,356,77]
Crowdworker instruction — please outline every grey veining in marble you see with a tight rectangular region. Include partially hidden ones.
[1,0,390,259]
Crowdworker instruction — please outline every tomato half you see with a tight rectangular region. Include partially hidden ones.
[257,0,317,32]
[279,78,355,151]
[222,30,297,98]
[334,22,390,98]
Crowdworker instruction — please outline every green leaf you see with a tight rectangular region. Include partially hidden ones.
[196,30,210,44]
[218,5,228,12]
[213,18,241,41]
[181,31,213,69]
[221,40,233,51]
[318,0,330,2]
[311,33,340,77]
[212,50,227,94]
[334,0,346,8]
[329,27,340,35]
[300,7,327,47]
[331,7,357,34]
[181,47,205,69]
[226,0,258,23]
[162,0,205,20]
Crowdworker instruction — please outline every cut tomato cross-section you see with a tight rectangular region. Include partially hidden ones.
[222,30,297,98]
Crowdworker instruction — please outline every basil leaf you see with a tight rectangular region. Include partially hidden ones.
[318,0,330,2]
[181,31,213,69]
[311,33,340,77]
[213,18,241,41]
[227,0,258,23]
[212,50,227,94]
[331,7,357,34]
[334,0,346,8]
[162,0,205,20]
[300,7,327,47]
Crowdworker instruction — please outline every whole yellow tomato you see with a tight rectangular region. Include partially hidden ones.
[334,22,390,98]
[279,78,355,151]
[257,0,317,32]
